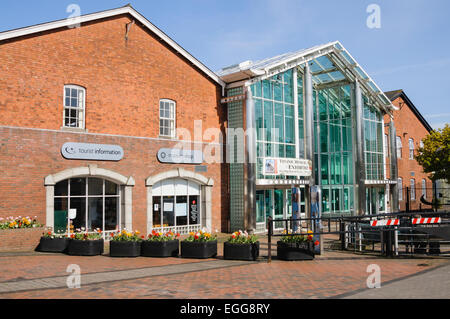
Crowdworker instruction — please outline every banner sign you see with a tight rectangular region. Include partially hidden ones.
[62,142,124,161]
[263,158,312,176]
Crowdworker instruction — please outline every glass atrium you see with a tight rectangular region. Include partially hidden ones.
[218,41,397,232]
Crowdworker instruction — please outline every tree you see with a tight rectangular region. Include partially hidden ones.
[415,124,450,183]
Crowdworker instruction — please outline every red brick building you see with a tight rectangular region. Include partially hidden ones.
[0,5,229,238]
[384,90,433,212]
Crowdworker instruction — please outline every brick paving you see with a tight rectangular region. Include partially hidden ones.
[0,243,448,299]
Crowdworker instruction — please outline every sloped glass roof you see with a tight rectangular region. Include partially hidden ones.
[217,41,396,113]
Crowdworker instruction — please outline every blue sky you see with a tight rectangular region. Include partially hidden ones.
[1,0,449,129]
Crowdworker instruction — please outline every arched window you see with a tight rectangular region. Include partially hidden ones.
[151,178,200,234]
[410,179,416,200]
[398,177,403,201]
[159,99,176,138]
[54,177,120,233]
[409,138,414,160]
[64,85,86,129]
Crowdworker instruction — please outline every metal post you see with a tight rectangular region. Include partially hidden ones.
[389,120,399,212]
[245,85,257,233]
[267,216,273,263]
[353,80,366,216]
[394,226,399,256]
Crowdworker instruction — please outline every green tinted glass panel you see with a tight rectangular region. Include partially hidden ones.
[263,101,273,141]
[274,81,283,101]
[263,80,272,99]
[274,102,284,143]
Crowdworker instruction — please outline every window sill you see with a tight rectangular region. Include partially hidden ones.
[158,135,177,140]
[60,127,88,133]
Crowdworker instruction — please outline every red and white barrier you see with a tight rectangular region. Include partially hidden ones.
[371,219,400,227]
[412,217,441,225]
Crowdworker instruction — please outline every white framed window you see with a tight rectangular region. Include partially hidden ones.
[410,179,415,200]
[398,177,403,201]
[409,138,414,160]
[64,85,85,129]
[159,99,176,138]
[396,136,402,159]
[422,179,427,199]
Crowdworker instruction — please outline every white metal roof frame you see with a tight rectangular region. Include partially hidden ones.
[0,5,225,89]
[217,41,397,113]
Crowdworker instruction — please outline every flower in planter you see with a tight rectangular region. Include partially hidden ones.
[70,228,103,241]
[184,229,217,242]
[110,229,143,242]
[146,230,180,242]
[0,216,42,229]
[280,230,314,244]
[42,228,66,239]
[228,230,258,244]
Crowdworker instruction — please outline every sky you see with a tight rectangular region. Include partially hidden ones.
[1,0,449,129]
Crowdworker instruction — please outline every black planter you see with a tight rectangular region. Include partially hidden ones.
[223,242,260,261]
[414,241,427,254]
[181,240,217,259]
[429,242,441,255]
[67,239,104,256]
[141,240,179,257]
[110,240,141,257]
[36,237,70,253]
[277,241,315,261]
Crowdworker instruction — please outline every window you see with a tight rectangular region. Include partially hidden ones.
[409,138,414,160]
[410,179,415,200]
[398,178,403,201]
[54,178,120,233]
[152,178,201,233]
[64,85,85,129]
[159,99,176,138]
[396,136,402,159]
[422,179,427,199]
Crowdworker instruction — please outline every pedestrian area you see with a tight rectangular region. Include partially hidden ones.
[0,238,448,299]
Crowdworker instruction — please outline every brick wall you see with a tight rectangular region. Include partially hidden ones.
[384,96,432,211]
[0,13,230,241]
[0,14,225,142]
[0,126,229,234]
[0,227,46,252]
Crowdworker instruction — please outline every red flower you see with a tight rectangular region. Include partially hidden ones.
[176,233,180,237]
[315,240,320,246]
[194,234,199,240]
[141,235,145,239]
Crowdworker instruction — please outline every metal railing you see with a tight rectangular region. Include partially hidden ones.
[266,210,450,262]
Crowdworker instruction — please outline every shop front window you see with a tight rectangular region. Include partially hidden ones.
[152,178,201,233]
[54,177,120,234]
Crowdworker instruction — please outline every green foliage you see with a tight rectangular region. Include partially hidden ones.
[415,124,450,183]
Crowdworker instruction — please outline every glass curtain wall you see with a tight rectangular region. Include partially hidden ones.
[252,69,298,180]
[363,96,384,180]
[314,85,354,215]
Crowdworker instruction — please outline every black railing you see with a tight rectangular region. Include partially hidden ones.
[266,210,450,262]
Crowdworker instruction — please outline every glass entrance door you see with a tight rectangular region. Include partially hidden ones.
[256,188,305,231]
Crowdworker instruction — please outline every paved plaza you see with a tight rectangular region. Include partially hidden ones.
[0,240,448,299]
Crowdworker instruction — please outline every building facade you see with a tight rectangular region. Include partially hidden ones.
[217,43,399,232]
[0,6,228,236]
[383,90,433,212]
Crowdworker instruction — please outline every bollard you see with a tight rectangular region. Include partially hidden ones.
[267,217,273,263]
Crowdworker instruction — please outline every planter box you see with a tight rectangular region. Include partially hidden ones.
[0,227,46,252]
[67,239,104,256]
[429,242,441,255]
[223,242,260,261]
[141,240,179,257]
[110,241,141,258]
[277,241,315,261]
[181,240,217,259]
[414,242,427,254]
[36,237,70,253]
